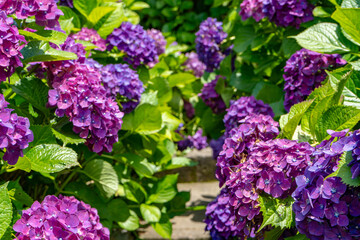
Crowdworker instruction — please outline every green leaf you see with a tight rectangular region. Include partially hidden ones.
[313,6,331,17]
[0,183,12,239]
[131,104,163,134]
[326,151,360,187]
[341,0,360,8]
[73,0,98,16]
[59,6,81,28]
[130,1,150,10]
[264,227,285,240]
[118,210,140,231]
[95,2,125,38]
[83,159,119,198]
[168,73,196,87]
[147,174,178,204]
[284,234,309,240]
[30,125,57,147]
[21,41,78,64]
[258,196,294,232]
[279,100,314,140]
[151,214,172,239]
[233,25,255,53]
[88,6,115,25]
[15,144,78,173]
[19,29,67,45]
[7,180,33,207]
[165,157,198,170]
[108,199,130,222]
[315,106,360,141]
[51,126,86,146]
[293,23,357,54]
[332,8,360,46]
[11,77,50,117]
[123,180,147,203]
[118,153,157,177]
[140,204,161,223]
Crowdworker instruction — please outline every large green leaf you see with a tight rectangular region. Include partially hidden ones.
[123,180,147,203]
[107,199,130,222]
[293,23,356,53]
[151,214,172,239]
[118,210,140,231]
[95,2,125,38]
[341,0,360,7]
[15,144,78,173]
[29,125,57,147]
[51,125,86,146]
[168,73,196,87]
[258,196,294,232]
[73,0,98,17]
[140,204,161,223]
[83,159,119,198]
[147,174,178,204]
[133,104,163,134]
[233,25,256,53]
[0,183,12,239]
[332,8,360,46]
[59,6,81,28]
[117,153,157,177]
[19,29,67,45]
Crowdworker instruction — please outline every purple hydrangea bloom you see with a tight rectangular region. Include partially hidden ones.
[350,130,360,179]
[183,52,206,78]
[13,195,110,240]
[183,100,195,119]
[48,62,124,154]
[223,96,274,135]
[284,49,347,111]
[146,29,166,56]
[199,76,227,114]
[195,18,228,72]
[1,0,63,30]
[0,94,33,165]
[240,0,266,21]
[177,129,208,151]
[101,64,144,113]
[0,11,26,82]
[71,28,106,51]
[210,135,226,160]
[106,22,158,68]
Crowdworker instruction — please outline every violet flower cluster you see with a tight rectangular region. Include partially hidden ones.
[13,195,110,240]
[183,100,195,119]
[195,18,228,72]
[292,130,360,240]
[0,11,26,82]
[146,29,166,56]
[210,135,226,160]
[240,0,314,28]
[183,52,206,78]
[177,129,208,151]
[106,22,158,68]
[284,49,347,111]
[223,96,274,135]
[0,94,33,165]
[101,63,144,113]
[199,77,227,114]
[71,28,106,51]
[48,62,124,154]
[1,0,63,30]
[350,130,360,179]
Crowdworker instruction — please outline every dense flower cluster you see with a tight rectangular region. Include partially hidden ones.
[101,64,144,113]
[199,77,227,114]
[177,129,208,151]
[0,94,33,165]
[1,0,63,30]
[292,130,360,240]
[223,96,274,135]
[284,49,346,111]
[195,18,228,72]
[183,52,206,78]
[48,63,124,154]
[146,29,166,56]
[0,11,26,82]
[350,130,360,179]
[71,28,106,51]
[240,0,314,28]
[106,22,158,68]
[13,195,110,240]
[210,135,226,160]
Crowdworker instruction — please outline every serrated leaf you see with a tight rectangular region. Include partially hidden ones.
[293,23,356,54]
[95,2,125,38]
[147,174,178,204]
[83,159,119,198]
[140,204,161,223]
[51,127,86,146]
[14,144,78,173]
[326,151,360,186]
[30,125,57,147]
[332,8,360,46]
[19,29,67,45]
[341,0,360,7]
[118,210,139,231]
[73,0,98,17]
[0,183,12,239]
[258,196,294,232]
[88,6,115,25]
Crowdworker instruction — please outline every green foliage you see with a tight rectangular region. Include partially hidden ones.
[0,183,12,239]
[140,204,161,223]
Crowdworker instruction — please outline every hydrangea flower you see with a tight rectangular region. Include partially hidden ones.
[146,29,166,56]
[239,0,314,28]
[1,0,63,30]
[199,77,227,114]
[195,18,228,72]
[0,94,33,165]
[177,129,208,151]
[223,96,274,135]
[106,22,158,68]
[183,52,206,78]
[210,135,226,159]
[71,28,106,51]
[48,62,124,154]
[101,64,144,113]
[349,130,360,179]
[284,49,346,111]
[183,100,195,119]
[0,11,26,82]
[13,195,110,240]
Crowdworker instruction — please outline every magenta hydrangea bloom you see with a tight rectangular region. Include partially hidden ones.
[223,96,274,135]
[195,18,228,72]
[106,22,158,68]
[71,28,106,51]
[183,52,206,78]
[240,0,266,21]
[0,94,33,165]
[177,129,208,151]
[284,49,346,111]
[199,77,227,114]
[48,62,124,154]
[210,135,226,160]
[101,63,144,113]
[13,195,110,240]
[1,0,63,30]
[0,11,26,82]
